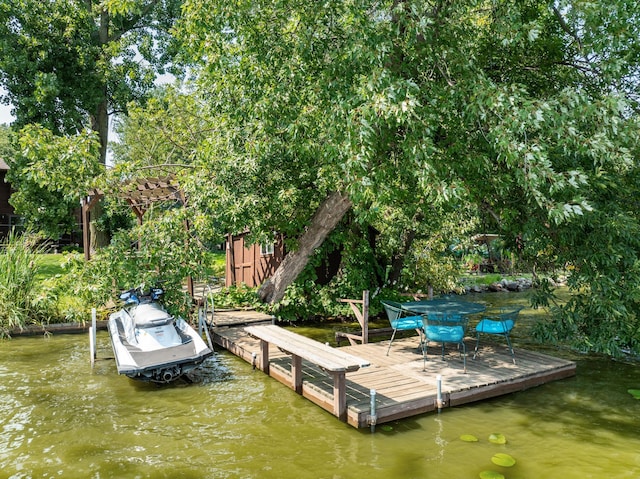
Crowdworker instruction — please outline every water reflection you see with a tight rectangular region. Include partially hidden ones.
[0,324,639,478]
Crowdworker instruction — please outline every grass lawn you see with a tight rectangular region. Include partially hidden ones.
[34,251,227,282]
[35,253,66,281]
[204,250,226,279]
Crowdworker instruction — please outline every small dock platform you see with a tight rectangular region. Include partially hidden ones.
[213,322,576,429]
[210,309,275,327]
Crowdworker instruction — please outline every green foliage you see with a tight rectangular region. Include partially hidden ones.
[0,229,55,335]
[7,125,101,238]
[7,0,628,355]
[0,0,101,134]
[69,207,208,319]
[0,124,14,157]
[528,156,640,355]
[399,211,476,295]
[405,241,464,294]
[0,0,183,133]
[211,285,261,310]
[110,86,210,171]
[0,0,184,249]
[270,224,386,321]
[172,0,640,353]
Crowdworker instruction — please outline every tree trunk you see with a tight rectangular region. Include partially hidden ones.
[88,201,109,257]
[93,98,109,166]
[387,212,423,285]
[388,229,416,286]
[92,6,110,166]
[87,7,110,250]
[258,191,352,304]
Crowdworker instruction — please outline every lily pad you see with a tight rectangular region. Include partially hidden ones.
[460,434,479,442]
[491,453,516,467]
[479,471,505,479]
[628,389,640,399]
[488,433,507,444]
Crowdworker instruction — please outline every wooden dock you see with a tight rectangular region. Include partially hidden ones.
[212,319,576,429]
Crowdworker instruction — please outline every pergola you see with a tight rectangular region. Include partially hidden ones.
[81,175,194,296]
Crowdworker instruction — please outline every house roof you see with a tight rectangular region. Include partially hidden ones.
[0,158,8,171]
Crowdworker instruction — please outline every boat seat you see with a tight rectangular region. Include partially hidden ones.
[132,303,174,327]
[136,317,174,328]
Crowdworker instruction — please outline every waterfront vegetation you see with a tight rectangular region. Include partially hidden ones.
[0,227,633,364]
[3,2,640,359]
[0,231,230,336]
[0,230,49,336]
[0,232,539,345]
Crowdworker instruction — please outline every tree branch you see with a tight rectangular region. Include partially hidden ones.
[552,6,583,51]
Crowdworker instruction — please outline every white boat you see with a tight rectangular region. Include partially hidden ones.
[107,287,213,383]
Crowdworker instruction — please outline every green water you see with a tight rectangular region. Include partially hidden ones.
[2,297,640,478]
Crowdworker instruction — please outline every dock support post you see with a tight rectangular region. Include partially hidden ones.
[292,355,303,393]
[89,308,96,367]
[331,372,347,421]
[258,339,270,374]
[369,389,377,433]
[436,374,443,412]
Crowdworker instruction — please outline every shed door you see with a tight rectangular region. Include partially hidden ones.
[226,235,258,287]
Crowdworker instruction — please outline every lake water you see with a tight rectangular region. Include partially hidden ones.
[2,300,640,478]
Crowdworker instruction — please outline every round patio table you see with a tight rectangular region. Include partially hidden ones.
[401,298,486,316]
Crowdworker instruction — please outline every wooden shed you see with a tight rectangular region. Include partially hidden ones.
[225,232,285,287]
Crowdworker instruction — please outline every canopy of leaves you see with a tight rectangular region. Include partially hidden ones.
[0,0,184,238]
[6,125,101,237]
[0,0,183,132]
[175,1,635,234]
[171,0,640,352]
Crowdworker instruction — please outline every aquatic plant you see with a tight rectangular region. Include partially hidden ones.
[491,453,516,467]
[488,433,507,444]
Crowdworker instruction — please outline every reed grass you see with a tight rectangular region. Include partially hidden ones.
[0,229,49,335]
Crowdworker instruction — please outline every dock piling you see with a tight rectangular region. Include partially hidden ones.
[89,308,97,367]
[369,389,377,433]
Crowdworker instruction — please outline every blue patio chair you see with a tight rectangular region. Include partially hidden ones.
[473,306,523,364]
[422,313,469,373]
[381,300,424,356]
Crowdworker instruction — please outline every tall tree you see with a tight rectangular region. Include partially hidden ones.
[0,0,183,243]
[85,0,640,353]
[176,1,640,353]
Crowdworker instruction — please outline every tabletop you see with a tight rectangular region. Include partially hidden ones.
[401,298,486,316]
